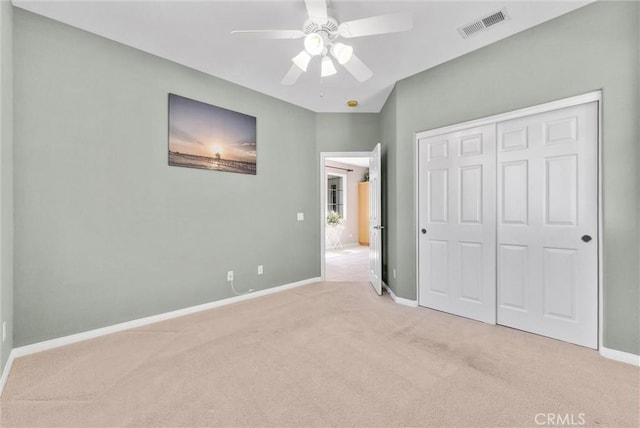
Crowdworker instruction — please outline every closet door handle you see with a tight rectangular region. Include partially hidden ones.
[581,235,592,243]
[421,228,427,234]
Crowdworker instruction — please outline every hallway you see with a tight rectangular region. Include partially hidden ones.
[325,246,369,282]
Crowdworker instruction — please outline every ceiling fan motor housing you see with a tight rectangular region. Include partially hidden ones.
[303,17,339,40]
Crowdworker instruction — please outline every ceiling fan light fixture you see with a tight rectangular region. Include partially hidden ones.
[304,33,325,56]
[292,51,311,71]
[330,43,353,65]
[321,56,337,77]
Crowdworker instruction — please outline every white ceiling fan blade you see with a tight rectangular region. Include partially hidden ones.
[231,30,304,39]
[342,54,373,83]
[338,13,413,38]
[304,0,327,23]
[281,64,304,85]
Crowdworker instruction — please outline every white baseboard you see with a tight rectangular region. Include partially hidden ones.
[0,276,320,396]
[3,277,636,396]
[0,350,16,397]
[383,282,418,308]
[600,346,640,366]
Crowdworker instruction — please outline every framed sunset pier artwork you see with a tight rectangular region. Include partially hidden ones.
[168,94,257,175]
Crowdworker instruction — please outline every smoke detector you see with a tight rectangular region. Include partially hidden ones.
[458,8,510,39]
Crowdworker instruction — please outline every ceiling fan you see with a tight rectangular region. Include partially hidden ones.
[231,0,413,85]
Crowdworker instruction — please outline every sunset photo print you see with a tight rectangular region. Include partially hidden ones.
[168,94,257,175]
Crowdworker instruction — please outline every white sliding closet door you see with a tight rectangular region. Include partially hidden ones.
[496,102,598,348]
[418,125,496,323]
[417,98,599,349]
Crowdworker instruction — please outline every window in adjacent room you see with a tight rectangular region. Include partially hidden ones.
[327,174,346,219]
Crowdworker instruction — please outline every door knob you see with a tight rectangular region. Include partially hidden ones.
[581,235,592,243]
[421,228,427,234]
[373,225,385,230]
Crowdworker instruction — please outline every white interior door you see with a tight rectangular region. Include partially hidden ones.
[369,143,382,295]
[418,125,496,323]
[496,102,598,348]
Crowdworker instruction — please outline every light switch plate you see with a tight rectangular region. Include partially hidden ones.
[297,212,304,221]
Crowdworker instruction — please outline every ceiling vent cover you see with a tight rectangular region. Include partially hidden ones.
[458,8,510,39]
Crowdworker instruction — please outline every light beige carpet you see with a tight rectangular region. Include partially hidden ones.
[326,246,369,282]
[1,281,638,427]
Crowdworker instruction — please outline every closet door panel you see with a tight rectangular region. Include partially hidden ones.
[418,125,496,324]
[497,102,598,349]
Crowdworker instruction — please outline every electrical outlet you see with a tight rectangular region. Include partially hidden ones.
[2,321,6,343]
[227,271,234,281]
[258,265,263,275]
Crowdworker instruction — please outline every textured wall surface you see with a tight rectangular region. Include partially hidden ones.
[13,10,319,346]
[0,0,15,373]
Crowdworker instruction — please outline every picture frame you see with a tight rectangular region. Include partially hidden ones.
[168,93,257,175]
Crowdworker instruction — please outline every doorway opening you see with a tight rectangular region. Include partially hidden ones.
[321,154,370,282]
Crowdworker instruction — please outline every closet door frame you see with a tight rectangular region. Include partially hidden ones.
[414,90,602,348]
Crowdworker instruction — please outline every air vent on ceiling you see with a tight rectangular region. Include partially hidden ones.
[458,8,510,39]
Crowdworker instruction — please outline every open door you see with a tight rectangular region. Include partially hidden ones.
[369,143,383,295]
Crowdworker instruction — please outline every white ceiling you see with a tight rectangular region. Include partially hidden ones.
[12,0,592,113]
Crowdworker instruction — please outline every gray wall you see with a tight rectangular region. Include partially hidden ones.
[382,1,640,354]
[315,113,380,153]
[13,10,319,346]
[0,0,15,374]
